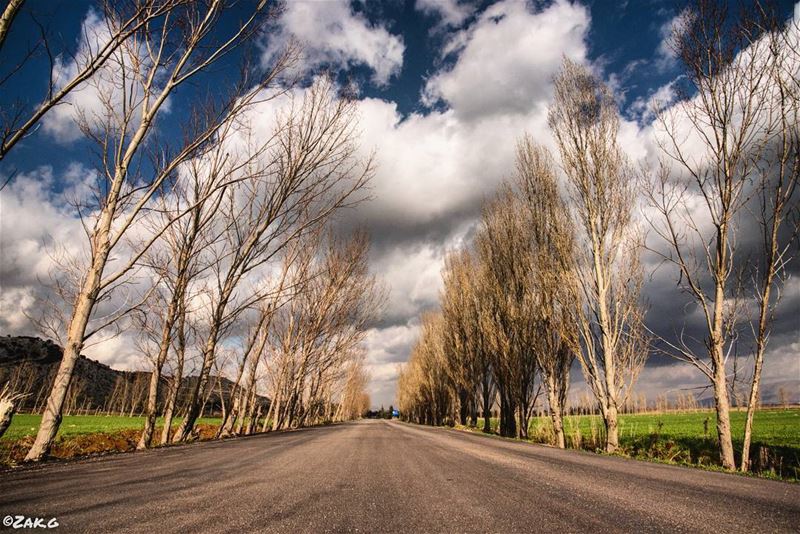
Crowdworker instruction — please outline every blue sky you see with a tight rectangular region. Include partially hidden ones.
[1,0,798,408]
[0,0,686,174]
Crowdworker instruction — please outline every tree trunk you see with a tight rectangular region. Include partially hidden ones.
[262,398,275,432]
[244,379,262,435]
[499,391,516,438]
[160,368,183,445]
[172,329,218,442]
[482,377,492,433]
[219,395,240,438]
[546,375,566,449]
[469,397,478,427]
[271,388,283,431]
[137,367,162,449]
[247,404,261,435]
[234,391,248,435]
[458,388,468,426]
[0,397,16,439]
[712,357,736,470]
[711,229,736,470]
[740,355,762,472]
[741,218,779,471]
[25,242,108,461]
[604,403,619,453]
[518,405,528,439]
[242,393,255,435]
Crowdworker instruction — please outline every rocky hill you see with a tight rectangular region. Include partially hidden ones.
[0,335,268,416]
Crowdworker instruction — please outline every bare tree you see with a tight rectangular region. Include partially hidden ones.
[225,239,306,437]
[739,6,799,472]
[0,1,183,163]
[335,353,371,421]
[404,138,577,442]
[440,248,496,432]
[475,187,540,438]
[217,300,272,437]
[268,230,383,430]
[549,58,647,453]
[171,77,373,443]
[159,292,192,445]
[397,312,454,427]
[25,1,294,461]
[135,128,237,448]
[514,136,576,448]
[647,1,783,469]
[441,249,481,426]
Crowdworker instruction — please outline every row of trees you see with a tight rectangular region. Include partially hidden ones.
[648,0,799,471]
[0,1,380,458]
[399,0,798,472]
[398,59,646,452]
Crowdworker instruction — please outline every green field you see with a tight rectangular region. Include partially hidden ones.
[1,414,223,441]
[477,409,799,445]
[475,408,800,478]
[556,409,800,448]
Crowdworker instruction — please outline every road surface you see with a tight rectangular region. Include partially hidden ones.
[1,420,798,533]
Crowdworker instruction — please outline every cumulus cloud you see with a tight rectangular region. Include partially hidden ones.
[0,166,91,333]
[41,10,108,141]
[262,1,404,86]
[0,164,147,373]
[422,0,589,121]
[415,0,475,28]
[348,0,601,244]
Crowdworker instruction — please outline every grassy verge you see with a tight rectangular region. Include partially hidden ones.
[2,414,223,441]
[0,414,225,467]
[466,408,800,480]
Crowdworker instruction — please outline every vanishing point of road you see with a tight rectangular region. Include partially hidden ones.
[1,420,798,533]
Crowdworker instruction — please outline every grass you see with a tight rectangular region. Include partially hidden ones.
[0,414,229,467]
[1,414,223,441]
[558,409,800,448]
[473,408,800,479]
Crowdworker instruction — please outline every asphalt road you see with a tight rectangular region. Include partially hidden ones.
[1,419,798,533]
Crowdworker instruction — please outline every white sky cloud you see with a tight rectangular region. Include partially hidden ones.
[0,165,90,333]
[629,78,679,124]
[422,0,589,121]
[262,1,404,86]
[415,0,475,28]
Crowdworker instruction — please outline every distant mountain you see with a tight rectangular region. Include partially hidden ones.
[0,335,268,417]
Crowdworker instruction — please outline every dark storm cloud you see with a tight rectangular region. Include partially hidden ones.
[340,199,482,257]
[641,141,800,374]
